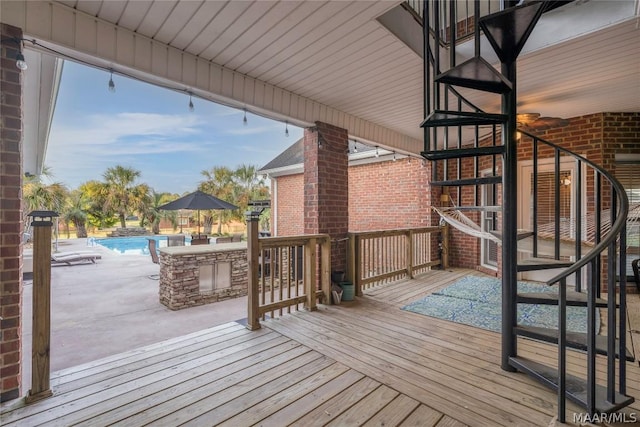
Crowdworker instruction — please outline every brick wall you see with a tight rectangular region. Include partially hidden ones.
[274,174,304,236]
[304,122,349,271]
[348,157,431,231]
[0,23,24,403]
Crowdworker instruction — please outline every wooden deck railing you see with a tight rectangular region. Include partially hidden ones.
[246,213,330,330]
[348,225,448,294]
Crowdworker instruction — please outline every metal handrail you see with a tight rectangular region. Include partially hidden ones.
[520,129,630,286]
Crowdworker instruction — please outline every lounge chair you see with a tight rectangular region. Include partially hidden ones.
[51,251,102,265]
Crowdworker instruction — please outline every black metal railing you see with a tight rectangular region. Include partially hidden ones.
[524,130,630,415]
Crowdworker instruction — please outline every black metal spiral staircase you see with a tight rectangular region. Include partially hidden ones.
[418,1,633,422]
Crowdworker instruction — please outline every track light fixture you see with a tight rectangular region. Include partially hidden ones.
[285,121,289,137]
[108,70,115,93]
[243,108,248,126]
[353,140,358,153]
[375,146,379,158]
[393,151,397,161]
[188,93,194,112]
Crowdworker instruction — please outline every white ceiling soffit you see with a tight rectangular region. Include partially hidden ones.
[5,0,640,156]
[22,50,63,176]
[4,0,426,153]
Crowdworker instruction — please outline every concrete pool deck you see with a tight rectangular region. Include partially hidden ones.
[21,237,247,388]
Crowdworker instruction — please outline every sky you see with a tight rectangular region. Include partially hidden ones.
[45,61,303,194]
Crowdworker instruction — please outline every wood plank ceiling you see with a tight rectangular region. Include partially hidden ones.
[53,0,639,143]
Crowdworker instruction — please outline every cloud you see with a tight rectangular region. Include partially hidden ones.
[224,124,281,136]
[51,112,203,148]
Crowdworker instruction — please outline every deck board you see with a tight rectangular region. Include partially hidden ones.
[1,268,638,426]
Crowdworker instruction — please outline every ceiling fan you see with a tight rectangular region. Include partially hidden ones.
[517,113,569,131]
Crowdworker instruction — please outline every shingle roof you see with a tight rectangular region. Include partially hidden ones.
[259,138,378,173]
[259,138,304,172]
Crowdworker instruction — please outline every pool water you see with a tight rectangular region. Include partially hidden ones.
[93,236,190,255]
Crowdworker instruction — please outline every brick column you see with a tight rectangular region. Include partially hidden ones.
[304,122,349,272]
[0,23,24,402]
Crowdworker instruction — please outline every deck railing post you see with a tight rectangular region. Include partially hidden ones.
[26,210,58,403]
[320,236,331,304]
[406,230,414,279]
[354,235,363,296]
[441,224,450,269]
[246,211,261,331]
[305,238,317,311]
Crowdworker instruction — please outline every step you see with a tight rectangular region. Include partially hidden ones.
[421,146,505,160]
[509,356,635,413]
[479,2,544,63]
[430,176,502,187]
[517,257,573,272]
[420,110,507,128]
[517,291,612,308]
[436,57,512,94]
[515,326,634,362]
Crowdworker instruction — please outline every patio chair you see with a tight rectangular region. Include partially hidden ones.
[51,251,102,265]
[191,237,210,245]
[632,258,640,292]
[147,239,160,280]
[147,239,159,264]
[167,235,185,247]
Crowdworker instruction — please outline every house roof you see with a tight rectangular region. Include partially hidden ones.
[259,138,395,177]
[260,138,305,172]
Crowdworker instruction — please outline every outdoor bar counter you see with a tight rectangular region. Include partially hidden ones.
[158,242,248,310]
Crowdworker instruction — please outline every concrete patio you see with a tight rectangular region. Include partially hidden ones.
[21,237,247,388]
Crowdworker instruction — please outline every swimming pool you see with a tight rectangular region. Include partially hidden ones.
[93,236,191,255]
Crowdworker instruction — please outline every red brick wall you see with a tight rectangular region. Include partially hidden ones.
[275,157,434,235]
[1,23,24,403]
[274,174,304,236]
[348,157,431,231]
[304,122,349,271]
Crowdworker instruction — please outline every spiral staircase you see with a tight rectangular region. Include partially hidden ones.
[417,1,633,422]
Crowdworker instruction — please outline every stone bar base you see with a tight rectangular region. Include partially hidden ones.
[159,242,248,310]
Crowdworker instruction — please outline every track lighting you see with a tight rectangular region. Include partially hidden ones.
[285,121,289,137]
[393,152,397,161]
[375,146,379,158]
[354,140,358,153]
[108,70,115,93]
[188,93,194,112]
[243,109,248,126]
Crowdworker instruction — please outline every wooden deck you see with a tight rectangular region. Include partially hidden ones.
[2,269,638,426]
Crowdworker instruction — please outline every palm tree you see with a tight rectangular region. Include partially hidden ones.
[233,164,269,217]
[141,191,178,234]
[61,189,89,238]
[78,180,118,230]
[199,166,236,234]
[23,178,68,219]
[101,165,148,228]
